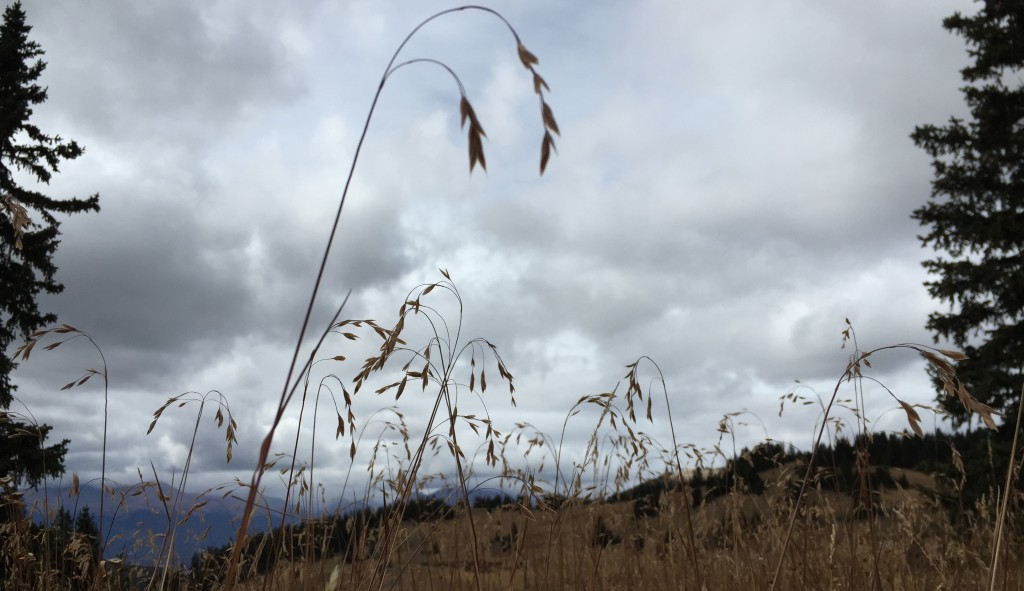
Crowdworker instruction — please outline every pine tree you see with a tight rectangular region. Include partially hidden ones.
[71,505,101,586]
[0,1,98,485]
[73,505,99,544]
[911,1,1024,426]
[0,421,68,487]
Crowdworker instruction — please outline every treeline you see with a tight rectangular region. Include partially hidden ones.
[610,426,1024,523]
[0,505,102,590]
[188,495,457,589]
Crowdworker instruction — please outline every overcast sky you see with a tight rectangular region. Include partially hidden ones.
[8,0,978,501]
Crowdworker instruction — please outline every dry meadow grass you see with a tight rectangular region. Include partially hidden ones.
[6,274,1024,591]
[4,6,1024,591]
[225,477,1024,591]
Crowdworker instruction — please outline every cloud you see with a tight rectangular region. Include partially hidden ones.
[7,0,979,501]
[27,1,308,144]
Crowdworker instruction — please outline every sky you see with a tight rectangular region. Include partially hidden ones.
[8,0,979,502]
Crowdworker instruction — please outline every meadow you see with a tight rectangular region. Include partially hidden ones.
[5,271,1023,591]
[3,5,1023,591]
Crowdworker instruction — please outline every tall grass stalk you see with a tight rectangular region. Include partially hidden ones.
[146,390,236,585]
[13,325,110,554]
[988,379,1024,591]
[223,7,557,587]
[624,356,703,587]
[768,328,991,591]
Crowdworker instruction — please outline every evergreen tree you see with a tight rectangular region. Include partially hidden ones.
[0,2,97,486]
[73,505,99,545]
[911,1,1024,425]
[0,420,67,487]
[70,505,100,587]
[49,506,73,569]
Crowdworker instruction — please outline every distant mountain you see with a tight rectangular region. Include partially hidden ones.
[20,483,299,565]
[425,482,519,506]
[17,479,523,566]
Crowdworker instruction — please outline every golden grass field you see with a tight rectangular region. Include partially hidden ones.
[4,6,1023,591]
[222,468,1023,591]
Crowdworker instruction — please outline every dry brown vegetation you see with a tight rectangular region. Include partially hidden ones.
[3,5,1024,591]
[6,273,1024,591]
[240,479,1023,591]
